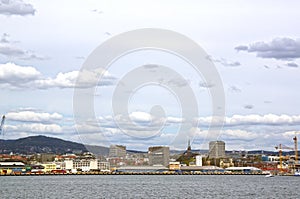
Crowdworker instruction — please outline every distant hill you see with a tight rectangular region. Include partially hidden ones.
[84,144,109,156]
[0,135,293,156]
[0,135,109,155]
[127,149,147,154]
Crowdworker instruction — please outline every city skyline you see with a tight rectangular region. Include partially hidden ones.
[1,0,300,151]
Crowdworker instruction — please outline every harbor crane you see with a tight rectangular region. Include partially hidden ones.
[293,132,300,163]
[275,144,293,172]
[293,132,300,175]
[0,115,5,135]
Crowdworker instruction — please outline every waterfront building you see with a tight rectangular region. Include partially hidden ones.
[209,141,226,158]
[98,161,110,171]
[0,161,26,174]
[64,159,110,172]
[148,146,170,167]
[30,165,44,173]
[41,163,56,173]
[169,162,181,170]
[219,158,234,168]
[109,145,126,158]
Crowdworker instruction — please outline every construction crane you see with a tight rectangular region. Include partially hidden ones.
[275,144,283,172]
[293,132,300,164]
[0,115,5,135]
[275,144,293,173]
[294,136,298,163]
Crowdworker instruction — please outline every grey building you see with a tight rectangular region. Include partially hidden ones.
[148,146,170,167]
[209,141,225,158]
[109,145,126,158]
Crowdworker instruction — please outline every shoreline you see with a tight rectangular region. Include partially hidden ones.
[0,172,277,176]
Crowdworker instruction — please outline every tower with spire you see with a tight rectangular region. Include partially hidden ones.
[176,139,199,166]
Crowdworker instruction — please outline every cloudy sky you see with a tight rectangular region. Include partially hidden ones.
[1,0,300,151]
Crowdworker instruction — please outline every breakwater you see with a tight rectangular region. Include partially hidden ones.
[0,171,269,176]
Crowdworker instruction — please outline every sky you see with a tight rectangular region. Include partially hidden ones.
[1,0,300,151]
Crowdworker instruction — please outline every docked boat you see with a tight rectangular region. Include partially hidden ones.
[265,174,274,178]
[294,171,300,176]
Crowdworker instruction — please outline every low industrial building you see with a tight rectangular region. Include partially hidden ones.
[169,162,180,171]
[225,167,262,173]
[116,166,168,173]
[180,166,224,173]
[31,165,45,173]
[41,163,57,173]
[0,162,26,174]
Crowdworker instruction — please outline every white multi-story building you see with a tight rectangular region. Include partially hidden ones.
[64,159,110,172]
[196,155,203,166]
[267,156,280,162]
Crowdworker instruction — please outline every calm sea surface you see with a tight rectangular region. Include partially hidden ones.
[0,175,299,198]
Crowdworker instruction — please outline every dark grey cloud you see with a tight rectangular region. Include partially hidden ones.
[0,33,9,43]
[0,33,46,60]
[167,78,188,87]
[228,85,242,93]
[234,45,248,51]
[199,81,215,88]
[0,45,46,60]
[75,56,85,60]
[91,9,103,14]
[235,37,300,60]
[0,45,24,56]
[244,104,254,109]
[0,0,35,16]
[20,54,48,61]
[105,32,112,36]
[143,64,158,69]
[286,62,298,68]
[206,55,241,67]
[263,65,270,69]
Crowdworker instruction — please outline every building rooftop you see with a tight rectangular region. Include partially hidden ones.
[0,162,25,166]
[225,166,261,171]
[117,166,168,170]
[181,166,223,171]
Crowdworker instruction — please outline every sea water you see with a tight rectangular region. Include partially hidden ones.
[0,175,299,198]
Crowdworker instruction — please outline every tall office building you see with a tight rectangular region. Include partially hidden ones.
[148,146,170,167]
[109,145,126,158]
[209,141,225,158]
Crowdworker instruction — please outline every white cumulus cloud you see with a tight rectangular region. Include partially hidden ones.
[0,62,116,89]
[6,110,63,123]
[129,111,152,122]
[193,128,258,141]
[0,62,41,86]
[197,114,300,127]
